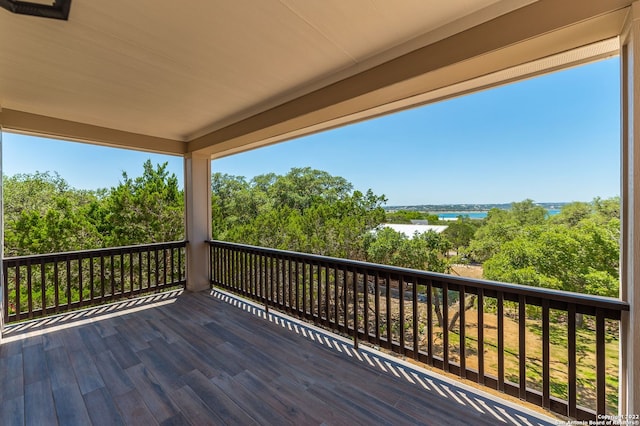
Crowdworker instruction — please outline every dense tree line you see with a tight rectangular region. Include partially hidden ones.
[3,160,184,256]
[3,162,620,297]
[212,167,387,259]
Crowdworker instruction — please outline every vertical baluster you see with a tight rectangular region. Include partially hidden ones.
[262,252,267,301]
[120,251,125,294]
[442,282,449,372]
[179,244,184,282]
[459,285,466,378]
[270,255,275,306]
[352,267,358,349]
[249,251,254,296]
[477,288,485,385]
[41,259,47,316]
[385,272,391,345]
[111,253,116,297]
[334,266,339,329]
[288,257,293,310]
[497,291,505,392]
[253,252,258,298]
[231,247,234,288]
[147,250,151,289]
[230,248,234,288]
[128,251,133,295]
[596,309,606,415]
[100,255,105,300]
[325,264,330,322]
[296,261,307,316]
[15,264,22,320]
[171,246,175,284]
[399,275,405,353]
[342,267,348,328]
[223,247,228,287]
[519,294,526,399]
[412,279,418,360]
[27,260,33,319]
[222,245,225,287]
[209,245,214,284]
[568,303,577,418]
[309,263,315,318]
[163,247,167,286]
[363,270,369,339]
[88,256,94,302]
[427,279,433,366]
[154,248,159,289]
[235,248,240,291]
[277,256,282,307]
[138,251,143,292]
[260,253,265,302]
[234,248,238,289]
[79,254,84,307]
[375,271,380,346]
[66,256,72,309]
[240,249,245,294]
[54,261,59,313]
[253,251,258,296]
[542,299,550,409]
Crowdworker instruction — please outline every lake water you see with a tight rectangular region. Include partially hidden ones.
[438,209,561,220]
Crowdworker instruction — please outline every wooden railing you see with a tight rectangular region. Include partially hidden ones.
[209,240,629,421]
[3,241,187,324]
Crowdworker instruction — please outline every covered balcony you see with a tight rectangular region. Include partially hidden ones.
[1,0,639,424]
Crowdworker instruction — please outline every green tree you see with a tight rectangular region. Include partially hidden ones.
[3,172,101,255]
[483,221,619,297]
[386,210,424,223]
[213,168,386,259]
[365,227,450,273]
[102,160,184,246]
[443,216,479,255]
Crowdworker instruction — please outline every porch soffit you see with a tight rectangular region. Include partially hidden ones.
[0,0,631,157]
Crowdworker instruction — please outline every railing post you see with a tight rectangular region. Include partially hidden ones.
[620,3,640,417]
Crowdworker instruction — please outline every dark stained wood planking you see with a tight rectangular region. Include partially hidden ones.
[0,290,556,425]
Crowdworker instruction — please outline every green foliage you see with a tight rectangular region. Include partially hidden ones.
[3,162,621,300]
[103,160,183,246]
[443,216,479,254]
[364,227,451,273]
[385,210,423,223]
[212,167,386,259]
[3,160,184,255]
[480,199,620,297]
[4,172,101,255]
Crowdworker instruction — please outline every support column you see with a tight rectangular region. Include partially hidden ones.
[0,123,4,341]
[620,1,640,416]
[184,153,211,292]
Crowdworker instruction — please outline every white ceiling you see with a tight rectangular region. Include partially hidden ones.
[0,0,528,141]
[0,0,630,157]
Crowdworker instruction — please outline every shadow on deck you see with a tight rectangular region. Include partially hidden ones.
[0,288,560,425]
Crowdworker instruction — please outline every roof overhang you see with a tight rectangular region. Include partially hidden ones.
[0,0,632,158]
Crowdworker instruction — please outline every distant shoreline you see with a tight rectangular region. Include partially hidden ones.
[384,202,569,213]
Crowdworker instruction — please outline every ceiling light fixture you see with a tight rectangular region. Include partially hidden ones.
[0,0,71,20]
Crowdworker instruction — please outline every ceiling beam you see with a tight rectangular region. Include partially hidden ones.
[190,0,630,158]
[0,108,186,156]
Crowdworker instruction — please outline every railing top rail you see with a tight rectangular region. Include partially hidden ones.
[208,239,629,313]
[4,240,188,264]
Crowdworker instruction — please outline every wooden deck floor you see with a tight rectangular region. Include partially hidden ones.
[0,289,558,425]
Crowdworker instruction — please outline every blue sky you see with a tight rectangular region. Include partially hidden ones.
[2,57,620,206]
